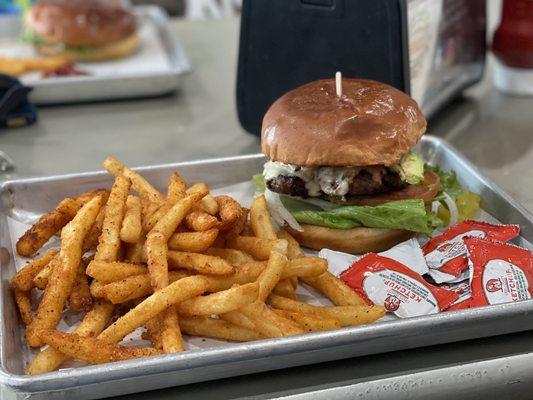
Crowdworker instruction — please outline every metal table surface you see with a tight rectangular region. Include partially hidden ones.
[1,16,533,400]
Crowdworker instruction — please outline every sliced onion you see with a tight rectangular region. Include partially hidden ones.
[264,189,304,232]
[442,192,459,226]
[431,200,440,215]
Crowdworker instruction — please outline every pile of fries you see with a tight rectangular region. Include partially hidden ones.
[11,157,385,375]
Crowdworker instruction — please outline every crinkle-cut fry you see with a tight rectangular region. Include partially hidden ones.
[272,309,341,332]
[167,251,234,276]
[239,301,304,338]
[180,316,263,342]
[250,194,277,240]
[101,271,191,304]
[12,248,58,291]
[98,275,209,344]
[215,195,244,231]
[69,266,93,312]
[204,247,254,265]
[120,196,142,244]
[177,283,259,316]
[125,239,145,263]
[272,279,297,300]
[103,157,165,204]
[167,172,187,203]
[226,236,277,261]
[192,194,219,215]
[14,289,33,326]
[26,195,105,347]
[33,256,58,290]
[86,260,147,283]
[268,295,385,327]
[184,211,218,232]
[301,272,365,306]
[27,300,114,375]
[82,206,106,252]
[168,229,219,253]
[94,174,131,262]
[16,198,81,258]
[38,330,162,365]
[220,311,257,331]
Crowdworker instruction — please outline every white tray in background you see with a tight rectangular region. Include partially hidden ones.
[0,5,191,105]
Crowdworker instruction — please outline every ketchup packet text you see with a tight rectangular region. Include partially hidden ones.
[340,253,459,318]
[465,237,533,307]
[423,221,520,280]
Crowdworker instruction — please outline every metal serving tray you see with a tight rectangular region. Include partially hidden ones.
[19,6,191,104]
[1,135,532,399]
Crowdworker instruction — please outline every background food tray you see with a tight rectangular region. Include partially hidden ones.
[1,135,532,399]
[0,6,191,104]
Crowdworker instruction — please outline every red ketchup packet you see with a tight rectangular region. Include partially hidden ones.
[423,221,520,279]
[465,237,533,307]
[340,253,459,318]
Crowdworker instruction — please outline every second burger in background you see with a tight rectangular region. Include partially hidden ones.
[257,77,444,254]
[25,0,139,62]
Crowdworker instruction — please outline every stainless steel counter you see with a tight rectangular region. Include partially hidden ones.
[2,16,533,400]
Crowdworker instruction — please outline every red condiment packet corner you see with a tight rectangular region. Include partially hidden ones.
[423,220,520,279]
[465,237,533,307]
[340,253,459,318]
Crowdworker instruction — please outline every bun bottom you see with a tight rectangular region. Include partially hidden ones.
[35,32,140,62]
[287,224,414,254]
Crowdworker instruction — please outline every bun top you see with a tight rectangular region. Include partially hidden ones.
[261,78,426,167]
[26,0,137,47]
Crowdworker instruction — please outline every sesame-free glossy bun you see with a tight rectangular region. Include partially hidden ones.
[261,78,426,167]
[26,0,137,47]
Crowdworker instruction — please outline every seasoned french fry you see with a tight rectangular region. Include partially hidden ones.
[98,276,209,344]
[185,211,218,232]
[69,267,93,312]
[282,257,328,279]
[200,262,264,292]
[301,272,365,306]
[142,317,162,350]
[180,316,263,342]
[268,295,385,327]
[226,236,277,260]
[168,251,234,275]
[75,189,110,205]
[86,260,147,283]
[253,240,287,302]
[276,228,302,297]
[272,279,297,300]
[12,248,58,291]
[193,194,219,215]
[177,283,259,316]
[219,311,258,331]
[103,157,165,204]
[277,229,303,259]
[94,174,131,262]
[16,198,81,257]
[272,309,340,332]
[120,196,142,244]
[14,289,33,326]
[239,301,304,338]
[215,195,243,231]
[101,271,191,304]
[82,206,106,252]
[167,172,187,203]
[27,300,114,375]
[168,229,218,253]
[26,195,105,347]
[204,247,254,264]
[39,330,162,365]
[89,280,107,299]
[33,257,57,290]
[221,207,249,239]
[125,240,145,263]
[250,194,277,240]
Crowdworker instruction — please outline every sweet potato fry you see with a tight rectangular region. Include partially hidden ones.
[27,300,114,375]
[168,251,234,275]
[168,229,218,253]
[26,195,105,347]
[103,157,165,204]
[179,316,263,342]
[16,198,81,257]
[120,196,142,244]
[12,248,58,291]
[39,330,162,365]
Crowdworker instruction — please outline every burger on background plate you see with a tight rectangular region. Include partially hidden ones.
[24,0,139,62]
[256,77,472,254]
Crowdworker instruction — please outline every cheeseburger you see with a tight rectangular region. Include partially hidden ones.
[25,0,139,62]
[260,77,441,254]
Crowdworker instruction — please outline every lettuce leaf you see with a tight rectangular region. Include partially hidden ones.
[426,165,463,200]
[292,199,442,235]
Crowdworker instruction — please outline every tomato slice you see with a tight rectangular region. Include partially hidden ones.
[349,171,441,206]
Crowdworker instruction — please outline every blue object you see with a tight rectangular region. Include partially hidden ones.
[0,4,20,14]
[0,74,37,128]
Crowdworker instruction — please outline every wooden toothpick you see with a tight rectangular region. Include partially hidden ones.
[335,71,342,97]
